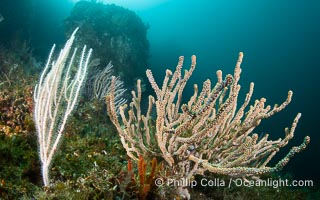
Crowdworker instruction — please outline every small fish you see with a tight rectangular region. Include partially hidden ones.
[0,13,4,23]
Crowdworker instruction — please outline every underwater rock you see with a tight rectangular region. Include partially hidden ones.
[65,1,149,87]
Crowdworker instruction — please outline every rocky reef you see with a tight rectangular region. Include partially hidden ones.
[65,1,149,88]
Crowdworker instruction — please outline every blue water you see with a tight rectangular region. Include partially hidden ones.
[1,0,319,184]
